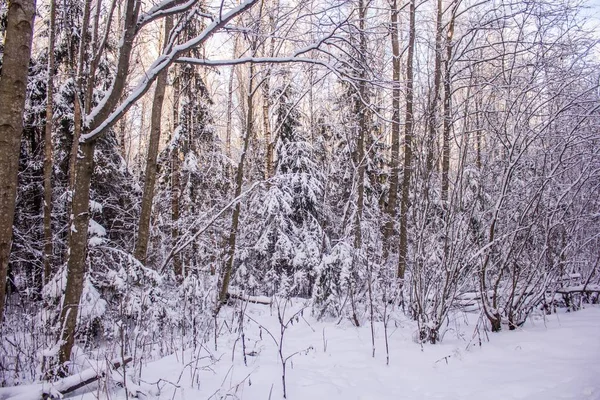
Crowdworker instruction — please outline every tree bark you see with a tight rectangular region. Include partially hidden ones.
[68,0,91,190]
[398,0,416,282]
[225,36,239,160]
[383,0,401,259]
[171,75,182,278]
[57,0,141,372]
[217,61,255,311]
[134,16,173,264]
[441,6,456,203]
[425,0,443,178]
[43,0,57,285]
[263,11,276,180]
[58,140,95,370]
[353,0,368,250]
[0,0,37,324]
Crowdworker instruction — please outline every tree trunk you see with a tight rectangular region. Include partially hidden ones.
[57,0,141,370]
[263,75,274,179]
[425,0,443,178]
[398,0,416,282]
[171,75,182,279]
[58,140,95,372]
[354,0,368,250]
[217,61,255,311]
[263,12,276,180]
[383,0,401,259]
[68,0,91,190]
[43,0,57,285]
[225,37,237,160]
[441,6,456,203]
[134,16,173,264]
[0,0,37,324]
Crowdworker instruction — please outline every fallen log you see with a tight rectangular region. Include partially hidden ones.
[227,291,272,305]
[0,357,132,400]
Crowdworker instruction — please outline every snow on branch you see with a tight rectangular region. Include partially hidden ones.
[82,0,259,142]
[137,0,197,30]
[0,358,132,400]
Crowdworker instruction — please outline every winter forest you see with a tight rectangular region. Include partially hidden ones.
[1,0,600,397]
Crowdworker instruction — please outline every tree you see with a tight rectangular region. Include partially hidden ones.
[57,0,260,372]
[134,17,173,264]
[397,0,416,286]
[0,0,37,324]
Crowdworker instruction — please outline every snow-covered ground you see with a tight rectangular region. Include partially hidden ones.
[4,304,600,400]
[122,304,600,400]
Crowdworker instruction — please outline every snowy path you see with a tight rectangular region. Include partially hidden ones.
[84,306,600,400]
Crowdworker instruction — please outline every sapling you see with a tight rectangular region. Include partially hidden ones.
[246,298,313,398]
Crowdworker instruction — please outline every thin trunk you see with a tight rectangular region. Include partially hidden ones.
[476,98,482,171]
[263,75,273,179]
[119,118,127,162]
[398,0,416,281]
[43,0,57,284]
[441,5,456,203]
[263,12,276,179]
[425,0,443,177]
[58,140,94,371]
[0,0,37,324]
[383,0,401,258]
[172,76,182,278]
[134,16,173,263]
[225,35,238,159]
[354,0,368,250]
[69,0,92,190]
[217,62,255,310]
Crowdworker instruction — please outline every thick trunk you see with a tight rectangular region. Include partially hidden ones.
[0,0,37,324]
[383,0,401,258]
[43,0,57,284]
[398,0,416,281]
[134,17,173,264]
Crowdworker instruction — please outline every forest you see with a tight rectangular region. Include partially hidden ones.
[0,0,599,397]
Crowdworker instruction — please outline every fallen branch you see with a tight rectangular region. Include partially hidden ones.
[0,357,132,400]
[228,291,272,305]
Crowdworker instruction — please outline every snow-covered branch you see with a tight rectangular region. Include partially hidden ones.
[83,0,259,141]
[136,0,197,30]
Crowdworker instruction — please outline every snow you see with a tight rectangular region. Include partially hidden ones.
[62,304,600,400]
[88,219,107,237]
